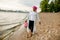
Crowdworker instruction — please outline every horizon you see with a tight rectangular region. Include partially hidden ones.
[0,0,41,12]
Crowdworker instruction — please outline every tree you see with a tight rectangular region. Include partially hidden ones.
[54,0,60,12]
[40,0,60,12]
[40,0,49,12]
[49,1,54,12]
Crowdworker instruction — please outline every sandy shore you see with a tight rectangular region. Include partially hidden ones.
[9,13,60,40]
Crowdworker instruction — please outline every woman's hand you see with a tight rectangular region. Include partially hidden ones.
[39,21,41,24]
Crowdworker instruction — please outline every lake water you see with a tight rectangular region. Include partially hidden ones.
[0,11,28,40]
[0,11,28,30]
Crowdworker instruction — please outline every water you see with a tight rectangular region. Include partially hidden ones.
[0,11,28,40]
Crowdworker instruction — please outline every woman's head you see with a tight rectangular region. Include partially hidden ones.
[32,6,37,12]
[25,20,27,22]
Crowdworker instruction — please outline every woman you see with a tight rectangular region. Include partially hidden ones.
[27,6,41,38]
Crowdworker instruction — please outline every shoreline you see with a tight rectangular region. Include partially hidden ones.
[8,13,60,40]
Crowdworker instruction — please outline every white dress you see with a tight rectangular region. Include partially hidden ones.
[27,11,40,34]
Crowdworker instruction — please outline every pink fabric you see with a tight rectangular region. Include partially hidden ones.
[24,22,28,28]
[33,6,37,10]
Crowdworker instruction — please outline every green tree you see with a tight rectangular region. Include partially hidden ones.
[40,0,60,12]
[40,0,49,12]
[49,1,54,12]
[54,0,60,12]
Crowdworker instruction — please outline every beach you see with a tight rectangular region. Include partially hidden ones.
[8,12,60,40]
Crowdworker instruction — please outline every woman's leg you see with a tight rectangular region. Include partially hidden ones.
[27,20,34,38]
[29,20,34,37]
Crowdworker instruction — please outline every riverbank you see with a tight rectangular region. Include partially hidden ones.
[8,12,60,40]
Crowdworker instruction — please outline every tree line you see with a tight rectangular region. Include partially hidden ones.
[40,0,60,12]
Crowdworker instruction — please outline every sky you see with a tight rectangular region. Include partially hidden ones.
[18,0,41,7]
[0,0,41,11]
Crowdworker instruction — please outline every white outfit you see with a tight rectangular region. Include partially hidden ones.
[27,11,40,34]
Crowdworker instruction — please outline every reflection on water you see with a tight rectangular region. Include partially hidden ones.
[0,11,28,40]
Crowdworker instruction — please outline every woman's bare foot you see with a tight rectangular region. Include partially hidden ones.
[27,31,32,38]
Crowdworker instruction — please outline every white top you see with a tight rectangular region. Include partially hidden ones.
[27,11,40,21]
[27,11,40,33]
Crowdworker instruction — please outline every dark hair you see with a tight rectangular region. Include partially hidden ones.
[32,6,37,11]
[25,20,27,22]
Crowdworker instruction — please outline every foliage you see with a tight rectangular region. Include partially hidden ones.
[40,0,60,12]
